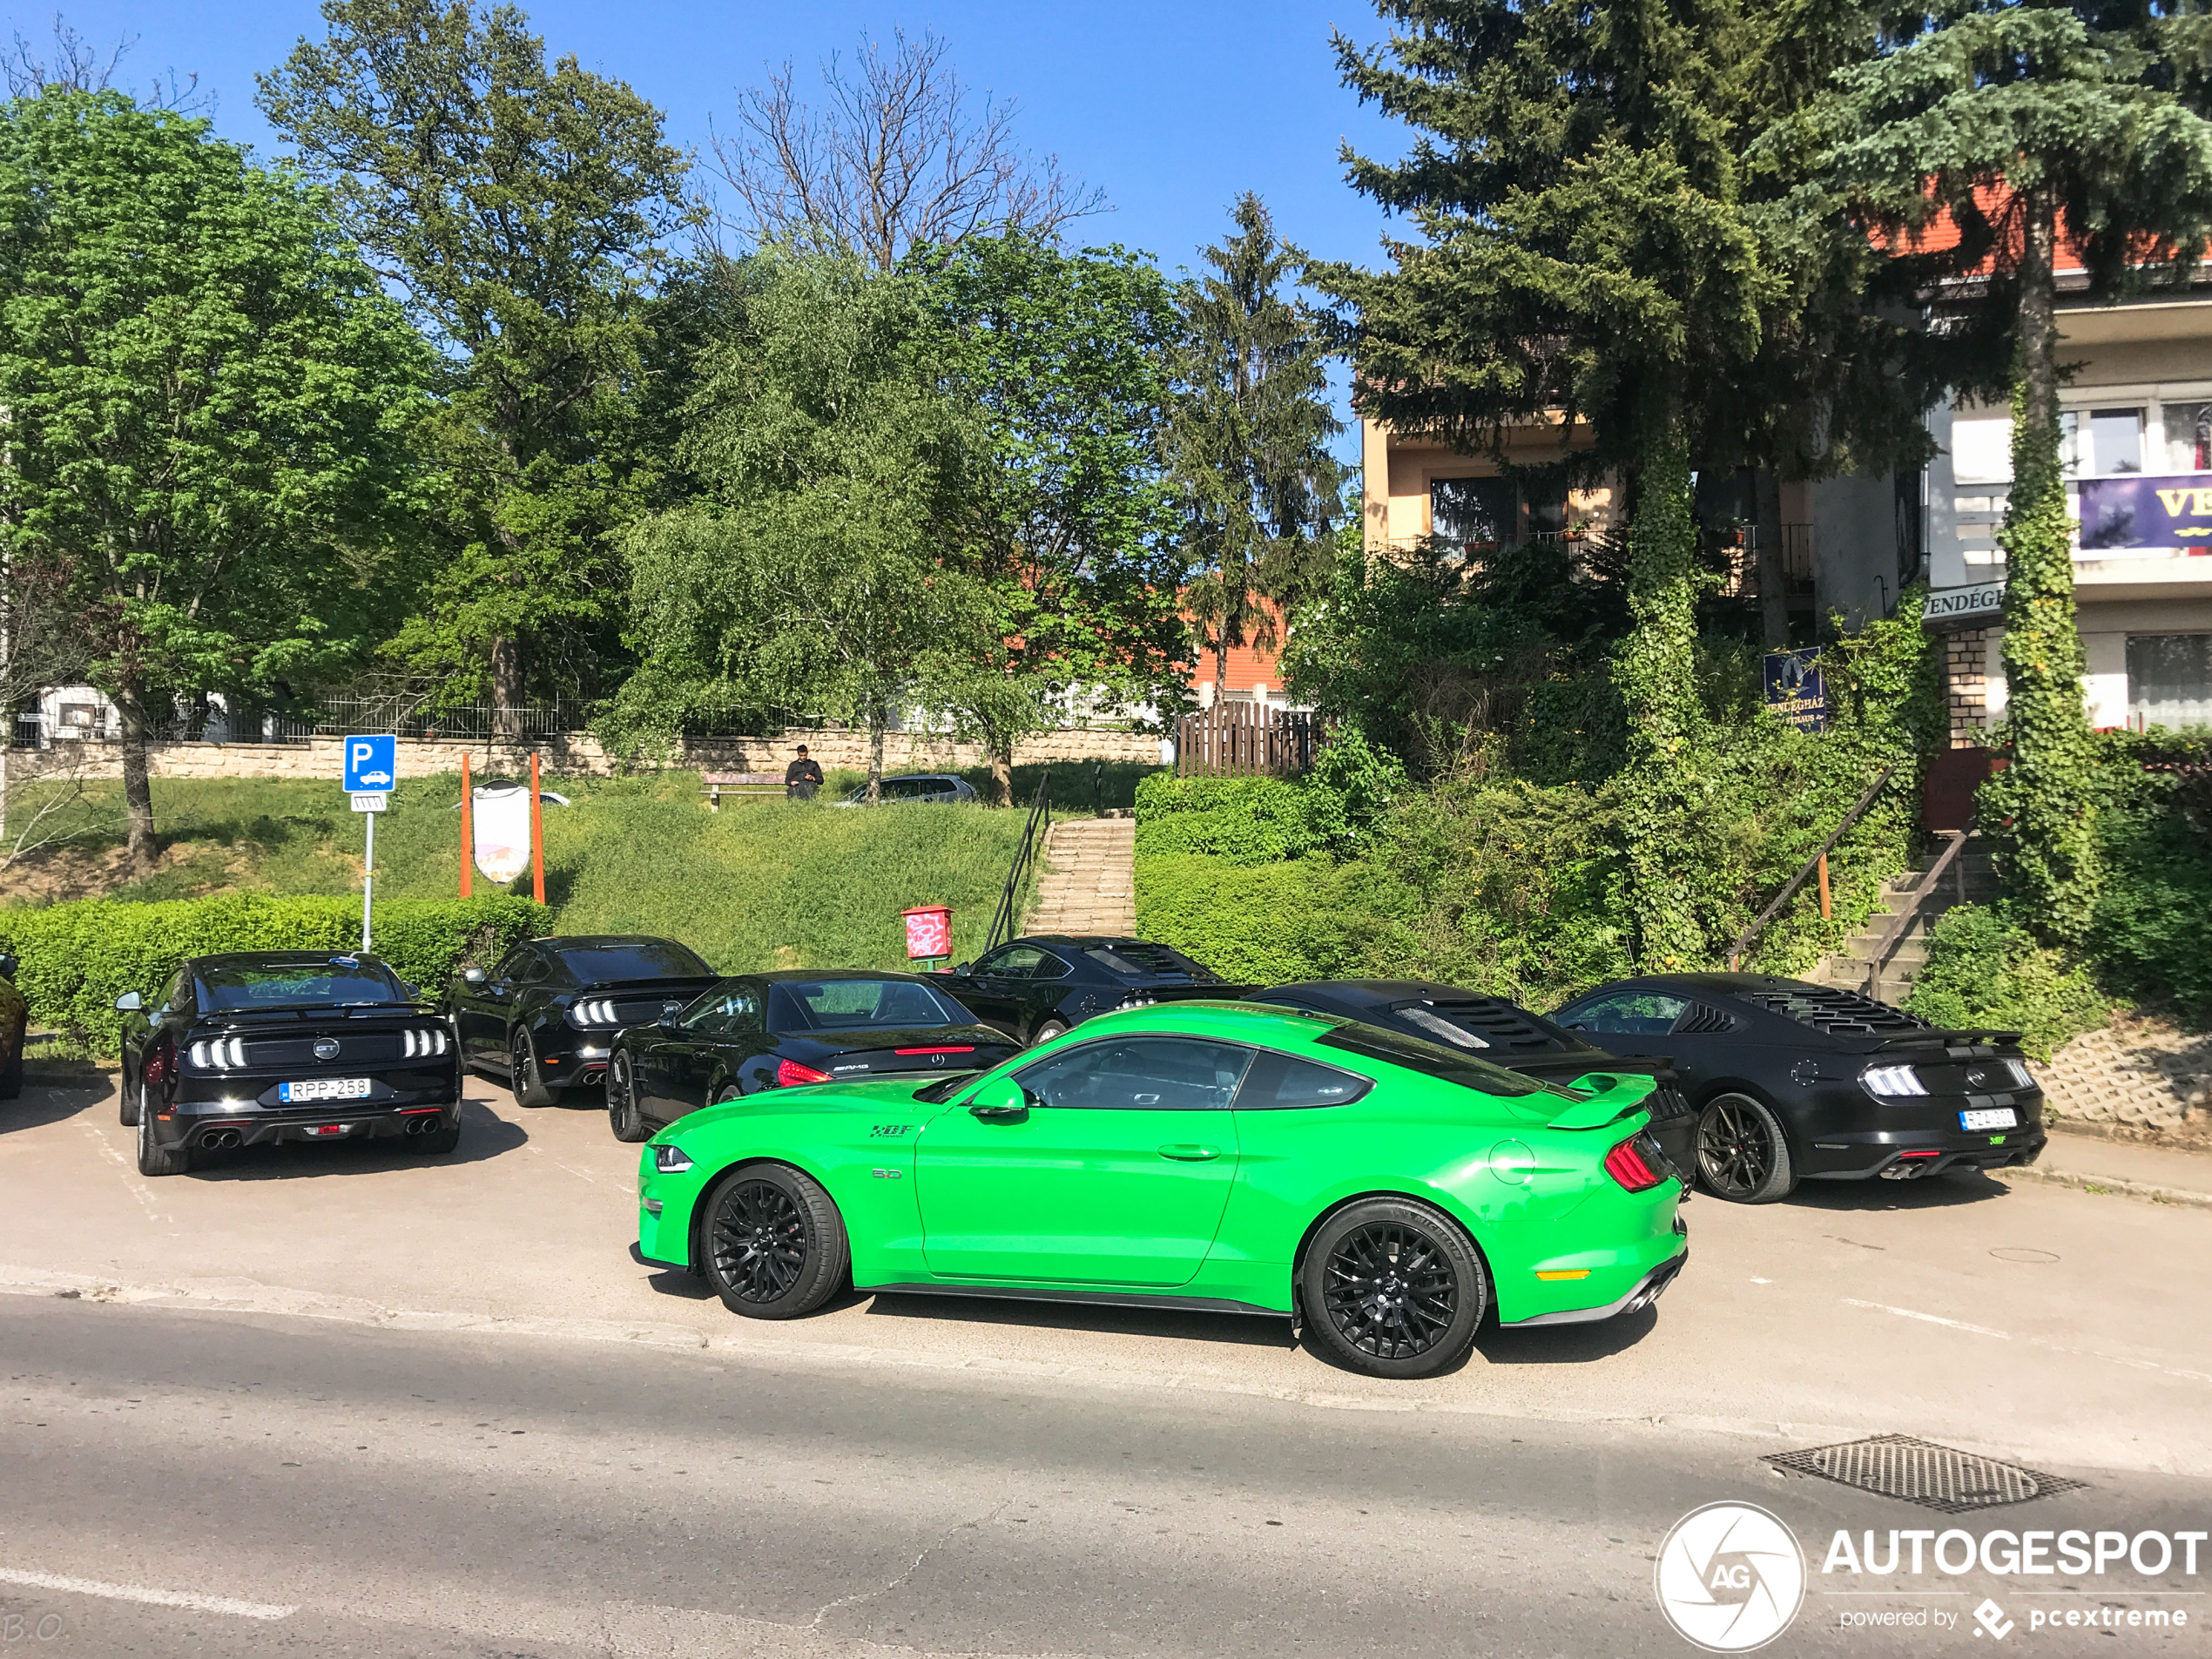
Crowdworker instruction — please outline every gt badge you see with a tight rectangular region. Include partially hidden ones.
[868,1124,914,1138]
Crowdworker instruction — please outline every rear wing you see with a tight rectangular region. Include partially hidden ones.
[1547,1071,1660,1130]
[1871,1028,2024,1054]
[571,974,721,998]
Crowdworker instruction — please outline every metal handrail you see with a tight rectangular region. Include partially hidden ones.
[1862,826,1975,1001]
[1725,766,1898,970]
[983,772,1050,954]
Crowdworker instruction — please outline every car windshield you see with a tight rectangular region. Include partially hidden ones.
[198,961,408,1010]
[1082,942,1216,981]
[552,941,710,981]
[767,979,971,1032]
[1315,1023,1547,1097]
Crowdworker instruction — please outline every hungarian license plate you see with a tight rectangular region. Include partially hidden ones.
[1959,1107,2018,1131]
[279,1077,373,1103]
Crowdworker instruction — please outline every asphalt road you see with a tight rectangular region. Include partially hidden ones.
[3,1069,2209,1656]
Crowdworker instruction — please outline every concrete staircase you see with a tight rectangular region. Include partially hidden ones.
[1023,816,1136,936]
[1807,836,1996,1001]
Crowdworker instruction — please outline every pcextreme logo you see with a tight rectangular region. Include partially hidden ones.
[1656,1503,1808,1653]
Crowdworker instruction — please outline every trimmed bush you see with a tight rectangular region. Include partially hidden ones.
[0,894,545,1052]
[1134,773,1343,864]
[1135,853,1375,985]
[1905,905,2111,1061]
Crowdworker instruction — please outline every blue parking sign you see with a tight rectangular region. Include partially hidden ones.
[343,733,397,793]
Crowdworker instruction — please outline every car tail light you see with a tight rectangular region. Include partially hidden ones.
[895,1046,974,1055]
[776,1059,833,1088]
[1861,1063,1928,1097]
[401,1027,450,1059]
[144,1035,177,1087]
[568,998,621,1028]
[1603,1131,1669,1193]
[189,1036,249,1070]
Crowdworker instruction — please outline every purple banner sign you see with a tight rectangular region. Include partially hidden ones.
[2078,474,2212,554]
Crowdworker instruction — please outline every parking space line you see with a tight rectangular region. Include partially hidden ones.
[0,1568,295,1621]
[75,1120,169,1228]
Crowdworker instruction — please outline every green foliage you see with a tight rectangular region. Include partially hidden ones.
[1305,724,1410,844]
[912,233,1190,795]
[1165,193,1345,692]
[1133,853,1373,985]
[1133,772,1344,865]
[1905,905,2110,1061]
[260,0,697,709]
[1614,442,1707,968]
[1980,388,2104,945]
[2086,732,2212,1026]
[0,894,543,1052]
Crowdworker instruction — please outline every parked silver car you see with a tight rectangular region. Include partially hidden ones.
[832,773,981,806]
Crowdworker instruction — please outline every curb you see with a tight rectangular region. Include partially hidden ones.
[1993,1162,2212,1211]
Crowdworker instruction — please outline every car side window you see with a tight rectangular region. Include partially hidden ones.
[1015,1037,1252,1111]
[1235,1051,1374,1110]
[977,944,1049,979]
[509,950,550,987]
[163,969,192,1014]
[1558,991,1688,1035]
[681,987,761,1035]
[489,946,532,983]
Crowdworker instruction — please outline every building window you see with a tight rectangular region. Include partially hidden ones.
[2189,404,2212,472]
[1431,475,1514,550]
[2128,634,2212,729]
[2086,408,2145,475]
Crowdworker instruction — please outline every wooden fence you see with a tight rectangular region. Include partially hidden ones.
[1174,705,1324,778]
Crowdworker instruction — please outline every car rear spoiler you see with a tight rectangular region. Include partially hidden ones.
[571,974,721,999]
[1547,1071,1660,1130]
[1871,1028,2024,1053]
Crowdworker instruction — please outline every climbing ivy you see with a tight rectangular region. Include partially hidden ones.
[1611,442,1708,969]
[1983,383,2103,945]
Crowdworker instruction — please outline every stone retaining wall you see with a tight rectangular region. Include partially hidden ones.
[3,726,1163,783]
[2030,1015,2212,1148]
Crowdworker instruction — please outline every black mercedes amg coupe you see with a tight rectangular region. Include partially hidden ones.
[1551,974,2047,1202]
[604,969,1021,1141]
[936,935,1238,1047]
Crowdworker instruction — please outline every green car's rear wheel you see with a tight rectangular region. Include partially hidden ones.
[702,1163,849,1320]
[1298,1198,1486,1379]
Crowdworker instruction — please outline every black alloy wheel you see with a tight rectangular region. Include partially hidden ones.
[1696,1092,1796,1203]
[1298,1198,1486,1379]
[701,1163,849,1320]
[608,1051,649,1143]
[509,1027,556,1107]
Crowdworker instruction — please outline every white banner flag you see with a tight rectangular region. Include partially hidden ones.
[472,783,532,885]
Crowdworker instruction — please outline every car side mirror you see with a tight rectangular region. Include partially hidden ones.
[114,991,143,1013]
[462,967,487,987]
[968,1076,1028,1122]
[953,962,971,976]
[0,952,17,981]
[658,1010,679,1029]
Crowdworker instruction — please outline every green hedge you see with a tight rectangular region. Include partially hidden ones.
[1133,773,1346,864]
[0,894,545,1051]
[1135,853,1375,985]
[1904,905,2111,1061]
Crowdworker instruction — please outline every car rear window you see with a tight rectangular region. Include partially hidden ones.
[197,961,408,1010]
[553,941,711,981]
[1082,942,1217,981]
[769,979,971,1032]
[1234,1051,1374,1110]
[1315,1024,1547,1097]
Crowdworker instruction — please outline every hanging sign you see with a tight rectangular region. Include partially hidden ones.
[1764,648,1828,733]
[471,782,533,885]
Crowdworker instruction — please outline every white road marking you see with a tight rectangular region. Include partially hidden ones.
[77,1120,168,1227]
[1843,1297,2212,1385]
[1842,1298,2012,1339]
[0,1568,294,1621]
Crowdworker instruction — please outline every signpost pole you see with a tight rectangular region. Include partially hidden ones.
[343,733,396,953]
[459,751,473,899]
[362,806,375,952]
[529,751,545,906]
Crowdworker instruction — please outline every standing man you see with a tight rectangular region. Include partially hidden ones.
[784,745,824,801]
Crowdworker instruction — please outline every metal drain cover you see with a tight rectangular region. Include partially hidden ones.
[1764,1434,2087,1514]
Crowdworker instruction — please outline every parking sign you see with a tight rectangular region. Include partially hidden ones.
[344,733,397,793]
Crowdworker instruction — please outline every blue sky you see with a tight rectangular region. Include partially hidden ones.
[19,1,1408,279]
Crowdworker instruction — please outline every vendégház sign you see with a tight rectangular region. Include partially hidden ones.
[1764,648,1827,732]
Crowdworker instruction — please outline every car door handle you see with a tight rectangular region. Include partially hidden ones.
[1157,1143,1221,1162]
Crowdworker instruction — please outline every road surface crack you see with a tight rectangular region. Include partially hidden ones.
[808,1501,1008,1630]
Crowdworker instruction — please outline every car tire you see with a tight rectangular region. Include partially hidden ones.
[1297,1197,1487,1379]
[135,1094,191,1177]
[1028,1019,1069,1049]
[404,1116,462,1155]
[711,1083,741,1106]
[700,1163,850,1320]
[1696,1092,1797,1203]
[0,1018,23,1100]
[509,1027,556,1108]
[608,1051,651,1143]
[119,1062,141,1127]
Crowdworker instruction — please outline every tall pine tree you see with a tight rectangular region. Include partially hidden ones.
[1781,0,2212,942]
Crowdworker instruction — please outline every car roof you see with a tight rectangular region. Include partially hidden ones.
[1568,973,1931,1038]
[1256,980,1597,1051]
[750,968,948,984]
[190,951,392,969]
[535,934,691,949]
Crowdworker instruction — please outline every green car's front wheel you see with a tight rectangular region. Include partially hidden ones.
[701,1163,850,1319]
[1298,1198,1487,1379]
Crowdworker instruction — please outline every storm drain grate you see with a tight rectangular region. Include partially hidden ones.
[1763,1434,2088,1514]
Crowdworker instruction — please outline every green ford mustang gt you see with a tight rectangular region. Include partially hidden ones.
[634,1001,1689,1378]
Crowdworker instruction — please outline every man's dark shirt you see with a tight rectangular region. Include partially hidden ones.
[785,758,824,799]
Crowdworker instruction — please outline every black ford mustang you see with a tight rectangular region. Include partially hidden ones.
[448,934,718,1105]
[937,935,1239,1047]
[605,969,1020,1140]
[117,952,462,1176]
[1551,974,2047,1202]
[1244,979,1698,1176]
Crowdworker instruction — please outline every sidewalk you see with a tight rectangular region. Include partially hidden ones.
[1999,1127,2212,1210]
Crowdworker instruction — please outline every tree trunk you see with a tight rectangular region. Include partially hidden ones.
[987,732,1014,809]
[866,701,885,805]
[1756,469,1789,648]
[113,676,158,879]
[489,634,524,744]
